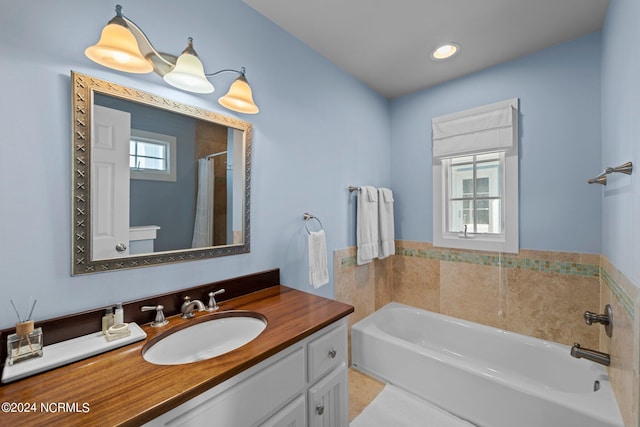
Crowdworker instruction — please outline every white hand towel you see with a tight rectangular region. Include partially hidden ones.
[378,187,395,259]
[308,230,329,288]
[357,186,379,265]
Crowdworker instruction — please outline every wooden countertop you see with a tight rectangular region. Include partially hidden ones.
[0,286,354,426]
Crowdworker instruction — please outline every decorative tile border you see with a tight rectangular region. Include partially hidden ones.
[601,267,635,320]
[341,246,600,278]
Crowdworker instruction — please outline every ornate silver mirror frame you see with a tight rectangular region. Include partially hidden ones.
[71,71,251,275]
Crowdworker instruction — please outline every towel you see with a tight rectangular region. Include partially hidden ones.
[356,186,379,265]
[308,230,329,288]
[377,187,395,259]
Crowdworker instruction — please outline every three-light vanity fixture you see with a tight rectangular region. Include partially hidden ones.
[85,5,259,114]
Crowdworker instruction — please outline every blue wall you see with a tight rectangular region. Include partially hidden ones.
[601,0,640,285]
[390,33,602,254]
[0,0,390,328]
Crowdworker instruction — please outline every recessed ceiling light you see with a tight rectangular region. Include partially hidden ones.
[431,43,460,60]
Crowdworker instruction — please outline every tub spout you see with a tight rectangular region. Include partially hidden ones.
[570,343,610,366]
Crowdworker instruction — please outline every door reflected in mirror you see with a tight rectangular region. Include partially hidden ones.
[71,72,251,275]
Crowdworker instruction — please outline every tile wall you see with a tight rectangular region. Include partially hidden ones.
[600,256,639,426]
[335,240,639,426]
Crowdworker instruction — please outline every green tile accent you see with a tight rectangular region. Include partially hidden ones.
[601,268,635,320]
[399,246,601,277]
[342,246,600,277]
[341,256,358,268]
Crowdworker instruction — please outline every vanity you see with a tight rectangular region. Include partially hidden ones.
[0,271,354,426]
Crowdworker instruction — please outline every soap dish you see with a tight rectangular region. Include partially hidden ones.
[2,322,146,384]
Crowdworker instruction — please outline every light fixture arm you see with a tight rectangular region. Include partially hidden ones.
[117,6,176,74]
[205,67,247,78]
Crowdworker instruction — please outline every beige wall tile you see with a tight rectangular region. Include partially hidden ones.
[375,257,393,309]
[600,258,639,427]
[507,269,599,346]
[440,262,507,329]
[392,255,440,312]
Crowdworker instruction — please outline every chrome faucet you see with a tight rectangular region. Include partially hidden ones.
[180,296,205,318]
[570,343,610,366]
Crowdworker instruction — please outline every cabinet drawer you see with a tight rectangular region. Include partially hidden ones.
[154,348,305,427]
[307,323,346,383]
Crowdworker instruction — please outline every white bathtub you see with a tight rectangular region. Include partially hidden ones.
[351,302,623,427]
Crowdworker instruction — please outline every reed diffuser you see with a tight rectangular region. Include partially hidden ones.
[6,297,43,365]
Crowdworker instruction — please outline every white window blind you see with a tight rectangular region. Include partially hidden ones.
[432,98,518,158]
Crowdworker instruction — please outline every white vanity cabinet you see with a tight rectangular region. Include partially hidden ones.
[145,318,348,427]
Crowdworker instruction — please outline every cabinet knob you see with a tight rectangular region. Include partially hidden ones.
[315,403,325,415]
[115,242,127,252]
[328,348,337,359]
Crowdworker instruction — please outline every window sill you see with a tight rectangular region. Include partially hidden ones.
[433,234,518,254]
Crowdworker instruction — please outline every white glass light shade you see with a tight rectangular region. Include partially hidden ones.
[85,23,153,73]
[163,53,214,94]
[218,75,259,114]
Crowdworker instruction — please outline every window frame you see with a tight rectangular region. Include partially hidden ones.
[129,129,177,182]
[432,99,519,253]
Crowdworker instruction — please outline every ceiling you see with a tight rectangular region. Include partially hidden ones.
[242,0,610,98]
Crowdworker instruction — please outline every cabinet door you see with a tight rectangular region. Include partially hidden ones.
[260,395,306,427]
[308,365,348,427]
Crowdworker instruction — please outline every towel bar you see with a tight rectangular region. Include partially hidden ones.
[588,161,633,185]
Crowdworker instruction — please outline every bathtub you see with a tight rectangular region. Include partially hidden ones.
[351,302,623,427]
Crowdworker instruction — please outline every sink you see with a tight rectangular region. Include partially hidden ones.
[142,311,267,365]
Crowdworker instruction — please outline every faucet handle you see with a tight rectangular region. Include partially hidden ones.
[207,289,226,312]
[141,305,168,327]
[583,304,613,337]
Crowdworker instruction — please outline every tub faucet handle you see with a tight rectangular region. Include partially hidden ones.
[583,304,613,337]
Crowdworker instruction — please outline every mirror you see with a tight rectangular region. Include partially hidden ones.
[71,71,251,275]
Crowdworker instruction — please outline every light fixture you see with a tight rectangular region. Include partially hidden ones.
[85,5,259,114]
[163,38,214,94]
[431,43,460,61]
[84,5,152,73]
[217,68,259,114]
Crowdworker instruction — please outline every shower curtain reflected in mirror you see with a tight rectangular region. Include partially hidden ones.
[191,158,215,248]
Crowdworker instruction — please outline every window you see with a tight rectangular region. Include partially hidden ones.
[447,152,502,235]
[432,99,518,253]
[129,129,177,182]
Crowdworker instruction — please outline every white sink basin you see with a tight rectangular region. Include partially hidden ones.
[142,312,267,365]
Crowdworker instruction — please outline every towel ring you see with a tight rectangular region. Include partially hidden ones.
[303,213,323,234]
